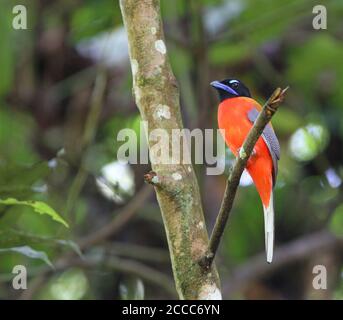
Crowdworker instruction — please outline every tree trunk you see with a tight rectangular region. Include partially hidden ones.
[119,0,221,299]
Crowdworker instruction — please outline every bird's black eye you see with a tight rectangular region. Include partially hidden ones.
[231,82,239,89]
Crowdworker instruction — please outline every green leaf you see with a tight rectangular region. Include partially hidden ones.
[0,198,69,228]
[0,245,54,269]
[56,240,83,258]
[1,229,83,258]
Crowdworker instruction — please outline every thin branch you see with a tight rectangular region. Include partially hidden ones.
[20,253,176,299]
[105,242,170,264]
[64,69,107,223]
[78,185,153,250]
[18,185,152,300]
[62,255,177,298]
[222,230,343,297]
[201,87,288,268]
[144,171,159,186]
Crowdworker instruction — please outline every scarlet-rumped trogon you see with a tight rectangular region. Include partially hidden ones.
[211,78,280,263]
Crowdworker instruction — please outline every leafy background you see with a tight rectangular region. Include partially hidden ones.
[0,0,342,299]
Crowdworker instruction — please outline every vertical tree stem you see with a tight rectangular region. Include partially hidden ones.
[120,0,220,299]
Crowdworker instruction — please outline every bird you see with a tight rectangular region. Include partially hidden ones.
[211,78,280,263]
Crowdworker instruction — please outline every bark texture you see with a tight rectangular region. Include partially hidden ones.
[119,0,220,299]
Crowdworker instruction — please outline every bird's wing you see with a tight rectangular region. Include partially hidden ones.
[247,108,280,186]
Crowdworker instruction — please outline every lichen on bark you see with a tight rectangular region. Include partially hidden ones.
[119,0,220,299]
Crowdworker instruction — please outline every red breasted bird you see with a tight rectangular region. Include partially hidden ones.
[211,78,280,263]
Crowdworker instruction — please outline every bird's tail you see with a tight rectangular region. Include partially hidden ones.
[263,192,274,263]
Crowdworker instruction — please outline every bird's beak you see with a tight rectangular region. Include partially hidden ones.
[210,80,238,96]
[210,80,224,90]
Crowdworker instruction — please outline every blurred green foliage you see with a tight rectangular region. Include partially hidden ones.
[0,0,342,300]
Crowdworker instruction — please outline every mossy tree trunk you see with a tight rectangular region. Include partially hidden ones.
[119,0,221,299]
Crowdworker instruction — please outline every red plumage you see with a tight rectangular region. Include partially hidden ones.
[212,78,280,262]
[218,96,274,207]
[217,95,279,263]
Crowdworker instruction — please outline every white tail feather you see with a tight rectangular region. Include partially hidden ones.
[263,193,274,263]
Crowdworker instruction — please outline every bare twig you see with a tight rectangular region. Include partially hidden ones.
[78,185,153,250]
[222,230,343,297]
[105,242,170,263]
[144,171,159,186]
[201,87,288,268]
[64,255,176,297]
[20,253,176,299]
[65,69,107,223]
[18,185,153,300]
